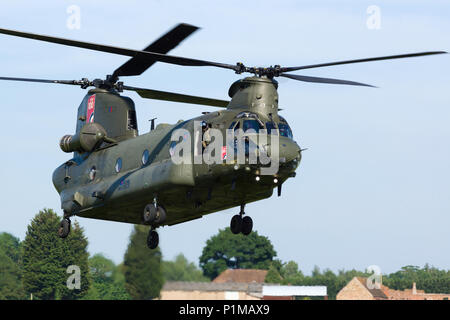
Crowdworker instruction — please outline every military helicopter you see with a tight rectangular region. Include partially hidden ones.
[0,23,445,249]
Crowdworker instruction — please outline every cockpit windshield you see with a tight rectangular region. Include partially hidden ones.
[228,113,293,139]
[243,119,262,133]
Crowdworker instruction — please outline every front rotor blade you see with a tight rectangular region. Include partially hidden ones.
[0,76,79,85]
[281,51,447,73]
[124,86,229,107]
[0,27,238,71]
[280,73,375,87]
[112,23,199,79]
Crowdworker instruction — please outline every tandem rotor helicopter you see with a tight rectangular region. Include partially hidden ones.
[0,23,445,249]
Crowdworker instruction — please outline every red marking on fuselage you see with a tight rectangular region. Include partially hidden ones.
[87,95,96,123]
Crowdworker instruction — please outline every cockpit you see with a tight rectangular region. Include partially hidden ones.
[228,112,293,140]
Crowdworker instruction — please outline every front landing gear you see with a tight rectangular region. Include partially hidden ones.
[230,204,253,236]
[58,217,71,238]
[147,229,159,249]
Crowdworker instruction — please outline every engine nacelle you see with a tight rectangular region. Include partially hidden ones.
[60,123,108,153]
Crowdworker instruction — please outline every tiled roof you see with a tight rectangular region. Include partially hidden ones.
[213,269,268,283]
[356,277,389,299]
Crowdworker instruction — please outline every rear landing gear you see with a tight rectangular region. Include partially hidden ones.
[58,217,71,238]
[143,200,166,225]
[241,216,253,236]
[143,199,165,249]
[230,204,253,236]
[230,215,242,234]
[147,229,159,249]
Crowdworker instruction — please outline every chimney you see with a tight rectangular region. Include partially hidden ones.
[412,282,417,295]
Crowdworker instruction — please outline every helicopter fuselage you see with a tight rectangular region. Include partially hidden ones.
[52,77,302,228]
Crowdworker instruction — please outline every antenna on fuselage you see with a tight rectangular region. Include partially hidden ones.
[149,117,157,131]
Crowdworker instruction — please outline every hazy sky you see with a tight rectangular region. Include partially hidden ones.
[0,0,449,275]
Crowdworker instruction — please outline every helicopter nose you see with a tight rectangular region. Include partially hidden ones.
[278,138,301,165]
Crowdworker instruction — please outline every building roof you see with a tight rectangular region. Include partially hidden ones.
[162,281,328,298]
[356,277,389,299]
[163,281,262,293]
[213,269,268,283]
[263,285,327,297]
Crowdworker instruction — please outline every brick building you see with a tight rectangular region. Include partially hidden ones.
[337,277,450,300]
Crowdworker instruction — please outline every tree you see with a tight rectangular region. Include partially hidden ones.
[383,265,450,293]
[0,232,22,264]
[83,254,130,300]
[0,251,25,300]
[0,232,25,299]
[22,209,90,299]
[265,264,283,283]
[199,228,277,280]
[282,261,301,280]
[162,254,209,282]
[123,225,164,300]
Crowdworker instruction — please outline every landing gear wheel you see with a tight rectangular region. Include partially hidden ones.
[154,206,166,224]
[230,215,242,234]
[58,218,71,239]
[147,230,159,249]
[143,204,157,224]
[143,204,167,225]
[241,216,253,236]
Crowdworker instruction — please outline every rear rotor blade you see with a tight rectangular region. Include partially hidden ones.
[111,23,199,79]
[280,73,375,87]
[0,27,238,71]
[124,85,229,107]
[281,51,447,73]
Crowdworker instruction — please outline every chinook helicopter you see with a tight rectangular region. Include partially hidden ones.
[0,23,446,249]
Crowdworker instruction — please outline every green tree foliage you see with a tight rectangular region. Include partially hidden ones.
[265,264,283,283]
[383,265,450,293]
[162,254,209,282]
[0,253,25,300]
[0,232,22,263]
[22,209,90,300]
[0,232,25,300]
[199,228,277,280]
[123,225,164,300]
[83,254,130,300]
